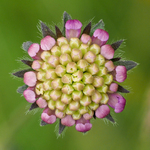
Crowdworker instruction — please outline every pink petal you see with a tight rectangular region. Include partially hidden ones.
[95,105,110,118]
[61,115,75,126]
[36,97,47,108]
[92,29,109,47]
[100,44,114,59]
[28,43,40,59]
[80,34,92,44]
[41,36,56,50]
[24,71,37,87]
[65,20,82,39]
[109,83,118,92]
[32,60,41,70]
[23,88,36,103]
[113,66,127,82]
[108,93,126,113]
[105,61,115,72]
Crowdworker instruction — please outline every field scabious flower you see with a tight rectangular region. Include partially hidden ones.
[13,12,137,134]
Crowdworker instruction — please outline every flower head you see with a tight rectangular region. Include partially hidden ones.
[13,11,137,135]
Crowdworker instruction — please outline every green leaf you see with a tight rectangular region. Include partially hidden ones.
[111,40,124,51]
[62,11,72,36]
[17,84,28,94]
[55,25,63,38]
[59,119,66,135]
[22,41,33,52]
[29,102,39,111]
[90,19,105,36]
[105,114,115,123]
[81,22,91,35]
[118,85,130,93]
[40,21,56,39]
[40,120,48,126]
[21,60,33,67]
[111,57,121,62]
[114,60,138,71]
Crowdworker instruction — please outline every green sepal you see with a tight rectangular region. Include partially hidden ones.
[22,41,33,52]
[12,68,33,78]
[55,25,63,38]
[21,60,33,67]
[62,11,72,36]
[40,120,48,126]
[59,119,66,135]
[81,22,91,35]
[111,57,121,62]
[40,21,56,39]
[114,60,138,71]
[29,102,39,111]
[90,19,105,36]
[17,84,28,94]
[118,85,130,93]
[105,114,115,123]
[111,40,124,51]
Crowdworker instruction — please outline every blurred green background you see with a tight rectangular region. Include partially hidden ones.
[0,0,150,149]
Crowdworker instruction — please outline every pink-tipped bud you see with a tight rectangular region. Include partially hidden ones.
[101,45,114,59]
[109,83,118,93]
[105,61,115,72]
[28,43,40,59]
[95,105,110,118]
[36,97,47,108]
[80,34,92,45]
[61,115,75,127]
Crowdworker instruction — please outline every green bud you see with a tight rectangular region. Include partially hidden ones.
[57,37,69,47]
[55,65,66,77]
[50,90,62,101]
[96,84,108,93]
[61,93,72,104]
[35,83,44,95]
[55,109,65,119]
[66,62,77,73]
[83,51,96,63]
[83,85,95,96]
[43,90,51,100]
[59,53,72,66]
[51,78,63,90]
[89,102,99,110]
[65,106,73,115]
[93,76,104,87]
[72,91,83,101]
[56,100,67,111]
[96,67,107,76]
[48,55,59,68]
[48,100,56,110]
[103,74,113,85]
[95,54,105,66]
[61,74,72,84]
[89,44,100,55]
[37,71,46,81]
[41,62,53,71]
[69,101,80,111]
[51,46,61,56]
[61,44,71,54]
[72,81,85,91]
[91,90,102,104]
[72,70,83,82]
[62,84,74,94]
[69,38,80,48]
[80,95,91,106]
[72,110,81,120]
[71,48,82,62]
[100,93,109,104]
[46,69,57,80]
[78,106,88,114]
[82,72,93,84]
[77,59,89,72]
[87,63,99,75]
[79,44,89,55]
[40,51,51,62]
[43,80,53,91]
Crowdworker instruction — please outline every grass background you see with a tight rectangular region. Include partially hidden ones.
[0,0,150,149]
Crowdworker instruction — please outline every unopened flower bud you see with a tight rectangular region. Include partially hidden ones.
[56,100,67,111]
[46,69,57,80]
[69,38,81,48]
[69,101,80,111]
[51,78,63,90]
[95,54,105,66]
[84,51,96,63]
[61,44,72,54]
[72,70,83,82]
[87,63,99,75]
[55,65,66,77]
[83,85,95,96]
[40,51,51,62]
[79,44,89,55]
[62,84,74,94]
[77,59,89,72]
[80,95,91,106]
[50,90,62,101]
[61,74,72,84]
[61,94,72,104]
[51,46,61,56]
[82,72,93,84]
[48,100,56,110]
[89,44,100,55]
[71,48,83,62]
[59,53,72,66]
[66,62,77,73]
[93,76,104,87]
[91,90,102,103]
[72,81,84,91]
[57,37,68,47]
[48,55,59,67]
[72,91,83,101]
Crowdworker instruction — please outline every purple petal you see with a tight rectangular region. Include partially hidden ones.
[100,44,114,59]
[36,97,47,108]
[28,43,40,59]
[65,20,82,39]
[24,71,37,87]
[61,115,75,127]
[108,93,126,113]
[23,87,36,103]
[92,29,109,47]
[113,66,127,82]
[41,107,56,124]
[41,35,56,50]
[95,105,110,118]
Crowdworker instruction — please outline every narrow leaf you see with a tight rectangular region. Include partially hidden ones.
[22,41,33,52]
[21,60,33,67]
[118,85,130,93]
[40,21,56,39]
[55,26,63,38]
[40,120,48,126]
[17,84,28,94]
[12,69,32,78]
[29,102,39,111]
[114,60,138,71]
[59,119,66,135]
[90,19,105,36]
[105,114,115,123]
[82,22,91,35]
[111,57,121,62]
[93,112,96,119]
[62,11,72,36]
[111,40,124,51]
